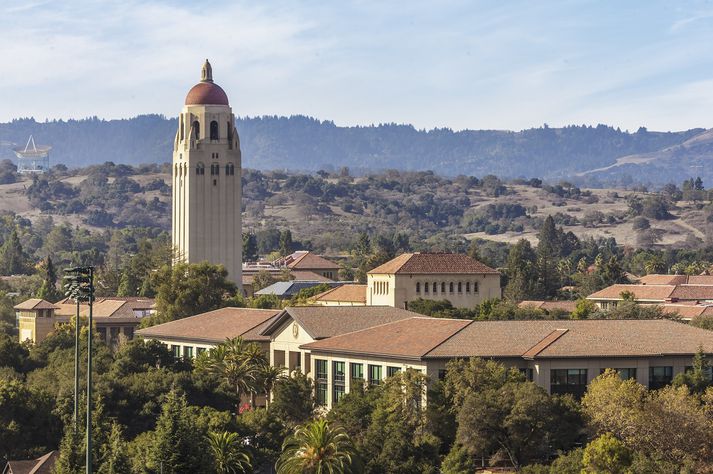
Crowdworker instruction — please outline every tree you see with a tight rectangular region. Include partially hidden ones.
[252,270,277,292]
[242,233,259,263]
[195,337,267,412]
[255,364,286,409]
[571,298,596,320]
[279,230,294,256]
[581,433,633,474]
[0,229,27,275]
[536,216,561,298]
[276,419,360,474]
[97,422,132,474]
[207,431,252,474]
[270,371,314,426]
[36,256,61,301]
[504,239,538,301]
[672,347,712,394]
[147,262,236,324]
[145,390,211,474]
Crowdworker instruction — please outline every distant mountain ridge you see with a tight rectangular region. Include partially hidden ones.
[0,115,708,183]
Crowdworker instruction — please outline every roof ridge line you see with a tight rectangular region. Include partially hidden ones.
[423,319,474,358]
[522,328,569,359]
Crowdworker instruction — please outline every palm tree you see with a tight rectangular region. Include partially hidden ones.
[256,364,286,409]
[276,419,361,474]
[207,431,252,474]
[195,337,266,411]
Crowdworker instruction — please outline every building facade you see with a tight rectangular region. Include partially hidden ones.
[366,253,501,309]
[172,59,242,284]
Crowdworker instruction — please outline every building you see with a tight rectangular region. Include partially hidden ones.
[136,307,280,359]
[312,284,367,306]
[255,281,342,299]
[518,300,578,314]
[366,252,501,309]
[587,284,713,310]
[299,318,713,408]
[638,274,713,285]
[15,297,155,344]
[172,59,242,285]
[3,451,58,474]
[241,264,333,298]
[274,251,340,280]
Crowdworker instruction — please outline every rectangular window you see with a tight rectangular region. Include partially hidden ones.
[438,369,447,380]
[333,361,346,404]
[387,366,401,378]
[600,368,637,380]
[649,366,673,390]
[474,282,479,293]
[171,345,181,358]
[124,326,134,339]
[466,282,471,293]
[519,368,534,381]
[97,327,107,341]
[316,359,328,405]
[184,346,193,359]
[424,282,429,293]
[197,347,206,355]
[350,363,364,386]
[550,369,588,398]
[110,327,120,341]
[368,364,382,386]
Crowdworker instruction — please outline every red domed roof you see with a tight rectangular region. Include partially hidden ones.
[185,81,229,106]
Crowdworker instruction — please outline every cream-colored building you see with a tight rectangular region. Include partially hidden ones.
[300,318,713,408]
[173,59,242,284]
[366,253,501,309]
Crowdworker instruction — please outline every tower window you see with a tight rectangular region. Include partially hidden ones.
[225,164,235,176]
[196,163,205,175]
[210,121,219,140]
[191,121,200,140]
[227,122,232,143]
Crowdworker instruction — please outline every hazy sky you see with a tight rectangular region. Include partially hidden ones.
[2,0,713,131]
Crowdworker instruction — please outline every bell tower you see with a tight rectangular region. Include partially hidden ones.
[172,59,242,285]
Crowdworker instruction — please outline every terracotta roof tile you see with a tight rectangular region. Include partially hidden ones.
[13,299,58,311]
[286,251,339,270]
[521,329,568,359]
[291,270,334,282]
[639,274,713,285]
[587,284,676,301]
[313,285,367,303]
[136,308,280,344]
[368,253,499,275]
[301,317,471,359]
[260,306,418,339]
[518,300,578,312]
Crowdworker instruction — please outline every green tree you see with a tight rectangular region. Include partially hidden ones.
[252,270,277,292]
[279,229,293,256]
[276,419,360,474]
[270,371,314,426]
[146,262,236,324]
[0,229,27,275]
[207,431,252,474]
[571,298,596,319]
[672,347,712,394]
[242,233,259,263]
[504,239,538,301]
[36,256,61,301]
[536,216,561,298]
[97,422,132,474]
[581,433,633,474]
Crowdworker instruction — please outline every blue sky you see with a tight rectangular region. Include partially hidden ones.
[2,0,713,131]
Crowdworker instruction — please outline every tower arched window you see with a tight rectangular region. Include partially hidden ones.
[191,120,200,140]
[432,282,437,293]
[210,121,219,140]
[416,282,421,293]
[196,163,205,175]
[449,282,454,293]
[180,115,184,141]
[441,282,446,293]
[424,282,429,293]
[227,122,232,142]
[225,163,235,176]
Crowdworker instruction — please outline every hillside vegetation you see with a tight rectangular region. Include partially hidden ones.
[1,115,709,182]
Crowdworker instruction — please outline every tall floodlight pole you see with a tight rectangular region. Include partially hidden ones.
[63,266,95,474]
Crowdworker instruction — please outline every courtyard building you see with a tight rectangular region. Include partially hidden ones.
[366,252,501,309]
[587,283,713,310]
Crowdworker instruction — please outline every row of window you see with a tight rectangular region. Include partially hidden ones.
[415,281,479,294]
[184,120,232,142]
[549,367,680,397]
[169,344,207,359]
[374,281,389,295]
[194,163,236,176]
[315,359,404,405]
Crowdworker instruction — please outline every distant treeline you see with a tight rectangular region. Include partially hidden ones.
[0,115,703,181]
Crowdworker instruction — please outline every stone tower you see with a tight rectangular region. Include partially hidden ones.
[172,59,242,285]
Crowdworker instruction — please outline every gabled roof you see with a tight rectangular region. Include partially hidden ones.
[53,297,155,322]
[302,318,713,361]
[301,317,471,360]
[313,284,367,304]
[368,252,499,275]
[259,306,418,340]
[654,303,713,320]
[13,299,59,311]
[587,284,713,302]
[639,274,713,285]
[291,271,334,282]
[518,300,578,312]
[136,307,281,344]
[4,451,58,474]
[274,251,340,270]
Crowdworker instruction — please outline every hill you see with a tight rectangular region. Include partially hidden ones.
[0,116,709,183]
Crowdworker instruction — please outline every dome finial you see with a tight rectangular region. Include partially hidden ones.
[201,59,213,83]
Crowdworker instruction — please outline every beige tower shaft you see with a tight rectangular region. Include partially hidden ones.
[172,60,242,286]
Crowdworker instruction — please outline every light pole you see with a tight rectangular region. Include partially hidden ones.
[63,266,95,474]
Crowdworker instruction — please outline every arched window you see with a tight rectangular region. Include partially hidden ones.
[180,115,184,141]
[210,121,219,140]
[474,282,479,293]
[449,282,454,293]
[424,282,429,293]
[196,163,205,175]
[458,282,462,293]
[416,282,421,293]
[433,282,437,293]
[227,122,233,142]
[466,282,471,293]
[191,120,200,140]
[441,282,446,293]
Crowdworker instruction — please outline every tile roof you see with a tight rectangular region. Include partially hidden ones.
[276,251,340,270]
[136,307,281,344]
[255,281,339,297]
[518,300,578,312]
[368,252,499,275]
[301,317,471,359]
[260,306,418,339]
[654,303,713,319]
[639,274,713,285]
[587,284,676,301]
[313,284,367,303]
[4,451,58,474]
[426,319,713,359]
[54,297,155,322]
[670,285,713,300]
[13,299,58,311]
[291,270,334,282]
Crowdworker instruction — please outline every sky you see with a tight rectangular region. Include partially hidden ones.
[2,0,713,132]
